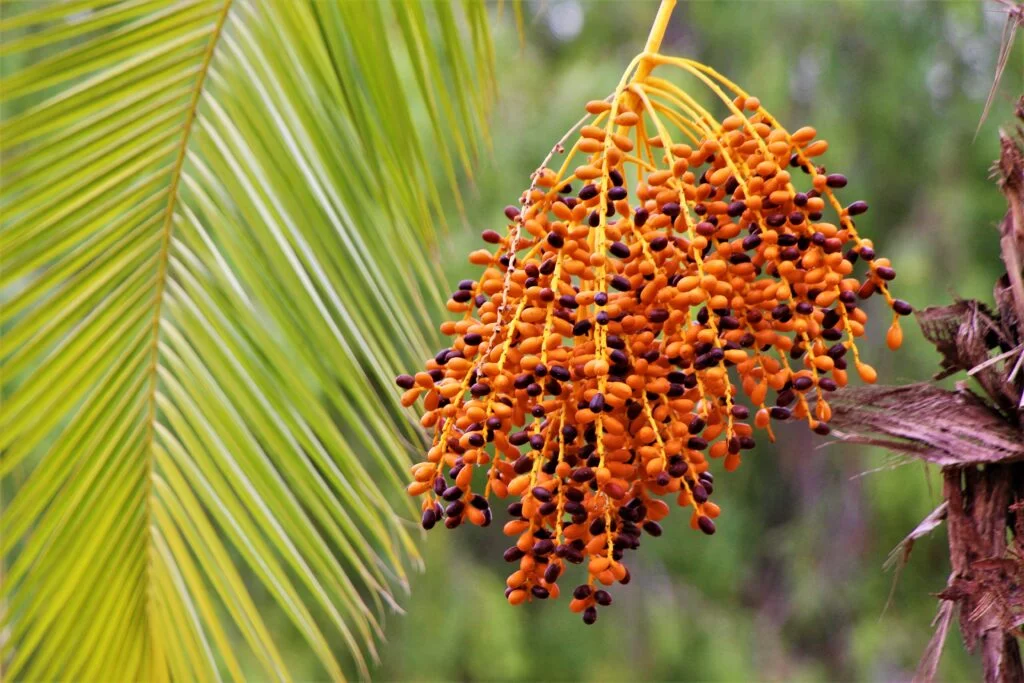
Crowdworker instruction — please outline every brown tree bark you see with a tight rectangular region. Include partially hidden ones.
[829,100,1024,682]
[943,467,1023,683]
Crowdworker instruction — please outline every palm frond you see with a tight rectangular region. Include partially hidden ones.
[0,0,495,679]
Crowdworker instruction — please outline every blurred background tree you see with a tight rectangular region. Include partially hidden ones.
[2,1,1021,681]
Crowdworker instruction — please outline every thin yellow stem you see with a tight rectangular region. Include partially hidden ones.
[643,0,677,55]
[621,0,677,112]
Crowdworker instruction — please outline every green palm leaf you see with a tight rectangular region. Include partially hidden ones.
[0,0,495,679]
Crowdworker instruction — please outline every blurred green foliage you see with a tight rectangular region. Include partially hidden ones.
[378,2,1022,681]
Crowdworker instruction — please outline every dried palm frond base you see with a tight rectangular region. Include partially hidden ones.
[830,100,1024,683]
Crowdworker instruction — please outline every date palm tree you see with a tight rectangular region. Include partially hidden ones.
[0,1,498,679]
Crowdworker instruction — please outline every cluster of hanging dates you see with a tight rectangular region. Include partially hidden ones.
[398,57,908,623]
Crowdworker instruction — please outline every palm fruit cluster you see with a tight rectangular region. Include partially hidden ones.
[397,57,909,624]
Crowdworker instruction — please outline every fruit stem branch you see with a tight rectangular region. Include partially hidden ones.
[622,0,676,126]
[641,0,676,67]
